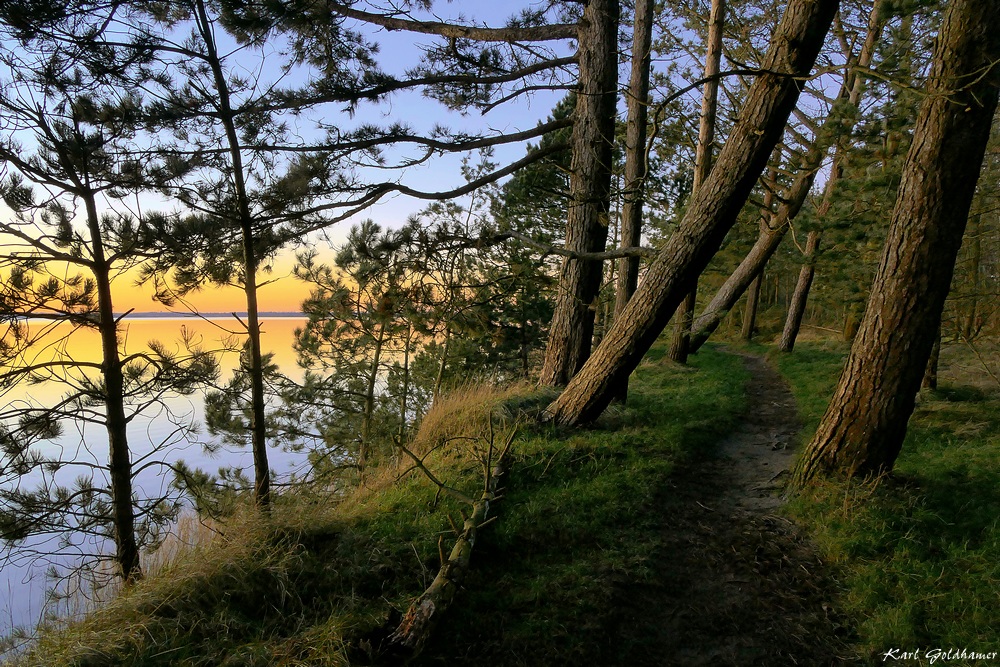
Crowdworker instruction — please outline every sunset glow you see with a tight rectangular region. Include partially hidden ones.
[114,251,316,315]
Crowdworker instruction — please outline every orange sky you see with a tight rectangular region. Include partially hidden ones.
[115,251,316,314]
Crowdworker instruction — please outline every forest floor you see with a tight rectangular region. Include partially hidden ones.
[608,352,857,666]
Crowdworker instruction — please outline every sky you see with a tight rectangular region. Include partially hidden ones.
[1,1,575,315]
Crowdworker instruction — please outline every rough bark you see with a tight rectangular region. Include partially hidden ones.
[545,0,839,426]
[539,0,620,386]
[669,0,725,364]
[612,0,654,401]
[690,0,884,354]
[793,0,1000,484]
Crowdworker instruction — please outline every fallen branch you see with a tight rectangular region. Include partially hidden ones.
[377,425,516,664]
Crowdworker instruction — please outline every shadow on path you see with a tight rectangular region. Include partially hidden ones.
[606,352,857,666]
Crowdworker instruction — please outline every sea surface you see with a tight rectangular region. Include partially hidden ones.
[0,315,309,644]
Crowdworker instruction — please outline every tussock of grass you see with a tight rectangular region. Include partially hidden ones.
[14,347,748,666]
[777,341,1000,663]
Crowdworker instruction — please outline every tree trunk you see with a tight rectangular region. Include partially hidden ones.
[792,0,1000,484]
[778,0,884,353]
[539,0,620,386]
[741,273,762,341]
[689,0,884,354]
[963,212,982,340]
[196,0,270,507]
[669,0,726,364]
[922,325,941,391]
[668,290,696,362]
[399,324,412,437]
[381,433,512,663]
[434,325,450,397]
[779,229,821,352]
[84,191,141,583]
[611,0,653,401]
[545,0,839,426]
[361,322,386,470]
[243,252,270,506]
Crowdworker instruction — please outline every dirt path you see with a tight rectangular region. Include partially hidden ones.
[608,352,855,666]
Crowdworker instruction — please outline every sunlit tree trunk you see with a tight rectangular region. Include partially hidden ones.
[669,0,725,364]
[361,322,386,470]
[612,0,654,400]
[399,323,413,438]
[539,0,620,386]
[793,0,1000,483]
[435,325,450,397]
[779,229,821,352]
[546,0,839,425]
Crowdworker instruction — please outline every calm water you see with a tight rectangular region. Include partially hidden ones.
[0,316,309,642]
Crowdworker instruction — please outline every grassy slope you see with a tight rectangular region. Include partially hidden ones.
[14,343,747,666]
[775,341,1000,662]
[418,344,747,666]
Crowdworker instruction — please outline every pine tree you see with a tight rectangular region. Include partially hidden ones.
[0,42,217,582]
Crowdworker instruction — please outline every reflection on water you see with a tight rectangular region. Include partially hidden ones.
[0,315,308,643]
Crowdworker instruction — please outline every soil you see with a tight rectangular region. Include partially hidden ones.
[605,352,857,666]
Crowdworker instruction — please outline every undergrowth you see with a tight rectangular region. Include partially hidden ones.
[11,343,747,666]
[775,341,1000,664]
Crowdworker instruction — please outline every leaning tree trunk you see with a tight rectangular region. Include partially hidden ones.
[741,274,762,341]
[84,191,141,583]
[792,0,1000,484]
[779,0,884,352]
[546,0,839,425]
[669,0,726,364]
[739,163,780,343]
[689,0,885,354]
[923,324,941,391]
[612,0,653,401]
[539,0,620,386]
[779,229,821,351]
[962,212,983,340]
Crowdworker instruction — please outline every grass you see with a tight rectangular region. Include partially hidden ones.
[11,342,748,666]
[416,344,748,665]
[775,340,1000,663]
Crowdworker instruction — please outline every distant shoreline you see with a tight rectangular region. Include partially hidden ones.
[121,312,306,320]
[10,312,307,323]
